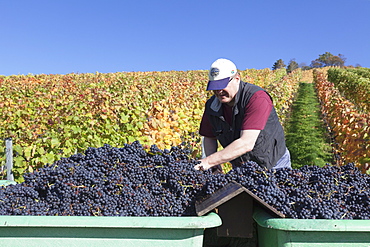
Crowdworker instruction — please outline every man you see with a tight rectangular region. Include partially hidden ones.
[194,58,291,171]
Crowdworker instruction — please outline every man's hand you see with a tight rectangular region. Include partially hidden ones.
[194,160,223,175]
[194,159,212,171]
[195,130,260,172]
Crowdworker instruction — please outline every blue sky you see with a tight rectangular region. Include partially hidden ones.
[1,0,369,75]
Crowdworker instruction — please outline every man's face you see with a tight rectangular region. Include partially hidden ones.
[213,76,240,106]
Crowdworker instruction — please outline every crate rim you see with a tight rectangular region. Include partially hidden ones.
[253,207,370,232]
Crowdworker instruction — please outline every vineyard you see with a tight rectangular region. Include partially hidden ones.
[315,68,370,173]
[0,68,298,181]
[0,66,369,182]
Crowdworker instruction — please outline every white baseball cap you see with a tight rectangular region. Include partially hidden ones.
[207,58,238,91]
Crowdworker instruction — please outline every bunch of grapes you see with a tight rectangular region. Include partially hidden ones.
[1,141,369,219]
[202,162,370,219]
[0,142,212,216]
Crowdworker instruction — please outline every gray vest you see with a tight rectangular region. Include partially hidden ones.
[204,81,287,169]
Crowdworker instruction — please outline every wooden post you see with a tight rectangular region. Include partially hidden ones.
[5,138,14,181]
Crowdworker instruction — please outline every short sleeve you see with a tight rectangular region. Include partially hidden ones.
[199,111,216,138]
[242,91,273,130]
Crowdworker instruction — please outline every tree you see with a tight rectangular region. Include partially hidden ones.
[328,54,346,67]
[299,62,312,71]
[310,59,323,68]
[272,59,286,70]
[310,52,346,68]
[287,59,299,73]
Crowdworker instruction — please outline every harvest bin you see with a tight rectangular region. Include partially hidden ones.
[0,212,221,247]
[253,207,370,247]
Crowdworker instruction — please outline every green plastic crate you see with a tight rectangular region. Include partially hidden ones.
[0,212,221,247]
[253,207,370,247]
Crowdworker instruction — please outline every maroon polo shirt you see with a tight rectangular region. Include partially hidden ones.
[199,90,273,138]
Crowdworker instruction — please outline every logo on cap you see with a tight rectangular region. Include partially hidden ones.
[210,68,219,78]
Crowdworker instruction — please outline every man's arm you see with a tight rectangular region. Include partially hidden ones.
[194,129,260,170]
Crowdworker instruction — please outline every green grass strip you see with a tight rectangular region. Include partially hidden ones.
[285,82,334,169]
